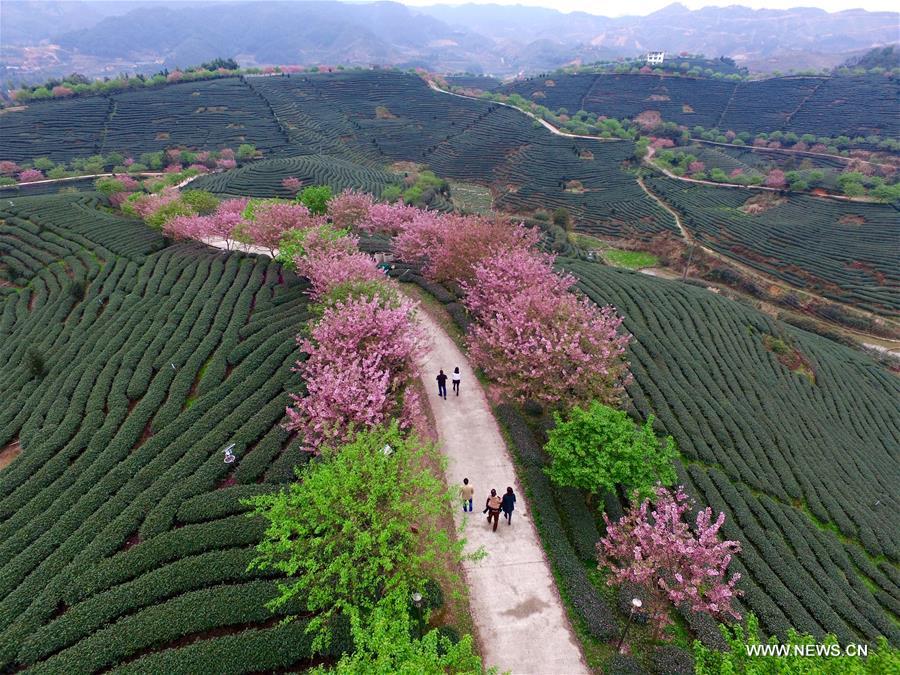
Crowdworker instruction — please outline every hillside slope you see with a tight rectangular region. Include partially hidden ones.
[562,259,899,646]
[0,193,328,671]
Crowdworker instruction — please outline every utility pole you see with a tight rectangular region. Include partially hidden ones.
[682,243,695,282]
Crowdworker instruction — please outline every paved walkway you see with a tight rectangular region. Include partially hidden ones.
[415,309,588,675]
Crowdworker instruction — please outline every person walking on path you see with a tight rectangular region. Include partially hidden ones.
[484,489,502,532]
[460,477,474,512]
[451,366,461,396]
[501,486,516,525]
[436,369,448,400]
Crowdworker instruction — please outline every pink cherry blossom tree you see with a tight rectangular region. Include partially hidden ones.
[17,168,44,183]
[688,161,705,175]
[598,484,743,640]
[466,284,631,408]
[163,214,209,241]
[764,169,787,189]
[245,200,317,256]
[461,247,572,319]
[129,187,181,219]
[0,161,20,176]
[394,213,540,285]
[359,201,420,235]
[285,294,426,450]
[281,176,303,194]
[297,249,385,300]
[328,189,375,229]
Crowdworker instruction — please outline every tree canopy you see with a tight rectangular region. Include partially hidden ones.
[544,402,677,499]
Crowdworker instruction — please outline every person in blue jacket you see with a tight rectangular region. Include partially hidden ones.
[501,486,516,525]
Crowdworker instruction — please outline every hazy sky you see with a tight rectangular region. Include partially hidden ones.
[402,1,900,16]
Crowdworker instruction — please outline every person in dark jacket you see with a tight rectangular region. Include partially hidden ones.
[436,369,448,400]
[501,486,516,525]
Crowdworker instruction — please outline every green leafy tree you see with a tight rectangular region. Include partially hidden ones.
[244,424,473,645]
[544,401,677,500]
[94,177,125,196]
[47,166,69,179]
[314,586,491,674]
[552,207,572,230]
[275,222,349,271]
[382,185,403,203]
[298,185,333,214]
[237,143,257,160]
[32,157,55,171]
[694,613,899,674]
[180,189,219,214]
[145,200,195,229]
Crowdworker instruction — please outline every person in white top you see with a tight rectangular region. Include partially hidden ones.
[451,366,461,396]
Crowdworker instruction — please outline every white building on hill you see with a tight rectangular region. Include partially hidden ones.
[646,51,665,65]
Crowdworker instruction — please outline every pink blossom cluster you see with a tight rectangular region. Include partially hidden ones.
[51,86,74,98]
[0,161,21,176]
[162,197,247,248]
[650,137,675,150]
[688,161,705,175]
[327,189,375,229]
[281,176,302,194]
[17,168,44,183]
[298,247,385,300]
[285,294,425,450]
[599,484,742,638]
[394,212,541,284]
[245,200,322,255]
[107,174,141,207]
[358,201,420,235]
[765,169,787,189]
[130,188,181,219]
[463,248,631,407]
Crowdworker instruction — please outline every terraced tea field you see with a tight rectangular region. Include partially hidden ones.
[561,260,900,648]
[502,73,900,138]
[190,155,402,198]
[645,177,900,316]
[0,194,334,672]
[248,72,675,235]
[0,78,292,163]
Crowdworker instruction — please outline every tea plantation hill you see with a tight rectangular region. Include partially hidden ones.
[0,192,331,672]
[0,72,675,238]
[645,177,900,317]
[1,189,898,671]
[0,78,292,165]
[500,72,900,138]
[1,70,898,319]
[505,258,900,654]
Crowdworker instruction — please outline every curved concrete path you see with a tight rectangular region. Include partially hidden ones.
[415,309,589,675]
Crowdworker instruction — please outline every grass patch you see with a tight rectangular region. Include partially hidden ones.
[603,249,659,270]
[568,234,659,270]
[448,181,493,214]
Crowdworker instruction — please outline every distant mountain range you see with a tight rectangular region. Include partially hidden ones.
[1,1,897,85]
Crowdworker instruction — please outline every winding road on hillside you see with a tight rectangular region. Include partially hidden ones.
[414,308,589,675]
